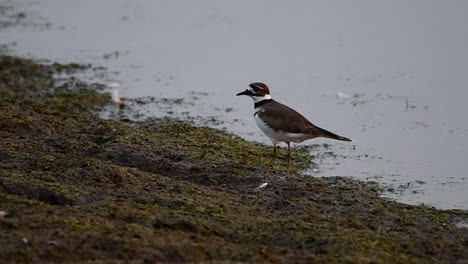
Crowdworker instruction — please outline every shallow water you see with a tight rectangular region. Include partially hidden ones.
[1,0,467,209]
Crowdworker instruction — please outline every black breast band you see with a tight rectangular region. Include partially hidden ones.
[254,99,273,109]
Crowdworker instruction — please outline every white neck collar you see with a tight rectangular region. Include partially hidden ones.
[251,94,272,103]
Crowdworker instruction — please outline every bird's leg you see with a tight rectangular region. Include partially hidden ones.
[271,143,277,164]
[264,143,277,175]
[287,142,292,178]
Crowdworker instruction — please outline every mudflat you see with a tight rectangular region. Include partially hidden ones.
[0,55,467,263]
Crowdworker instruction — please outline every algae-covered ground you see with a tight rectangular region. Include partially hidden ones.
[0,55,467,264]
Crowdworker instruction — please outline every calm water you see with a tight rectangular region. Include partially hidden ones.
[1,0,467,209]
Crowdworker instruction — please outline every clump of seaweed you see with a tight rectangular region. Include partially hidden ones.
[0,55,467,263]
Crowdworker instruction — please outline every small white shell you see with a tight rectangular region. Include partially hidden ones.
[255,182,269,190]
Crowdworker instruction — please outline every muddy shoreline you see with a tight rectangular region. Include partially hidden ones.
[0,55,467,263]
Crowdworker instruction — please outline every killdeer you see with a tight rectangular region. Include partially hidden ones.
[236,82,352,177]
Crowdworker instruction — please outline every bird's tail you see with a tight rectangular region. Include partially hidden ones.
[315,126,352,142]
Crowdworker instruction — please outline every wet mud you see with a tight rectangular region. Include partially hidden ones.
[0,55,467,263]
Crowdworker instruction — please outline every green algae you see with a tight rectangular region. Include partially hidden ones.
[0,55,467,263]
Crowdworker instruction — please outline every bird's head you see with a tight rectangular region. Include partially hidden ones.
[236,82,272,102]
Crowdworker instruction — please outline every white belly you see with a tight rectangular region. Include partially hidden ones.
[254,111,310,143]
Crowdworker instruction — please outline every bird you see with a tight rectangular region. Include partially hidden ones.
[236,82,352,177]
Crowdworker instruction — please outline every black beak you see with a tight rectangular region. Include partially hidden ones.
[236,89,252,96]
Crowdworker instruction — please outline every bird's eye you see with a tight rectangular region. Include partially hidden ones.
[252,87,258,92]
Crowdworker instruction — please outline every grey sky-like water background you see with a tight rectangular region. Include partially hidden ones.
[1,0,467,209]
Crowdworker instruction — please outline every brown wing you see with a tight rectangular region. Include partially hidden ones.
[258,100,316,134]
[259,100,352,141]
